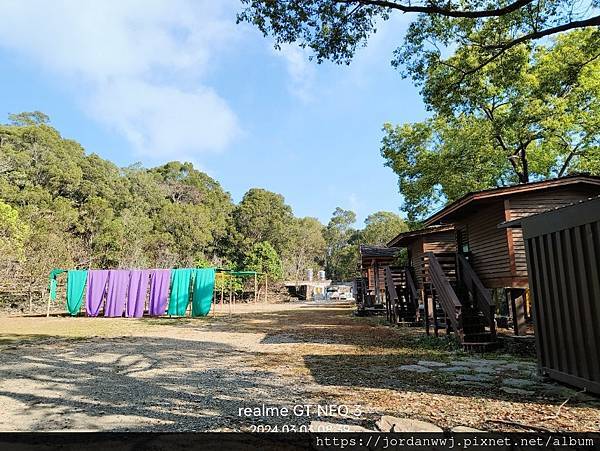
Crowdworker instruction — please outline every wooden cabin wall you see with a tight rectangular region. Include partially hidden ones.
[455,201,513,288]
[505,187,600,280]
[407,238,424,287]
[422,231,457,254]
[363,257,395,291]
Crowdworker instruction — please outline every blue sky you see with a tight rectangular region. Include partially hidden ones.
[0,0,427,225]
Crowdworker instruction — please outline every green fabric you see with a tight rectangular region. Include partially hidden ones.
[192,268,216,317]
[168,268,193,316]
[66,270,88,316]
[48,269,67,301]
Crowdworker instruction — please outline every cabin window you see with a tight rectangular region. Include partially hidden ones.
[457,228,470,254]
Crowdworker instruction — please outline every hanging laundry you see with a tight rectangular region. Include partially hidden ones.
[48,269,67,301]
[126,270,150,318]
[66,270,88,316]
[85,270,109,317]
[148,269,170,316]
[191,268,216,317]
[105,270,130,317]
[168,268,193,316]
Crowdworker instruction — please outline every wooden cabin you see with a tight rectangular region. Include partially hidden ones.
[357,245,401,313]
[384,175,600,347]
[387,225,456,288]
[424,175,600,334]
[383,225,458,326]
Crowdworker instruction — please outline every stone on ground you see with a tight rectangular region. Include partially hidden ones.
[417,360,447,368]
[460,358,508,367]
[398,364,433,373]
[376,416,442,433]
[440,366,470,373]
[456,374,494,383]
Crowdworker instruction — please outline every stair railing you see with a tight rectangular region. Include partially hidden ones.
[404,267,418,309]
[424,252,463,335]
[457,254,496,340]
[384,266,399,324]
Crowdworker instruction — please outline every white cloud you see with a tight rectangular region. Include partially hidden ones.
[0,0,240,161]
[274,44,316,103]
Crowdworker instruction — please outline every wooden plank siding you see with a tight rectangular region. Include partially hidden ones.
[505,187,600,281]
[427,185,600,289]
[364,257,395,292]
[423,231,457,254]
[407,238,424,287]
[453,201,513,288]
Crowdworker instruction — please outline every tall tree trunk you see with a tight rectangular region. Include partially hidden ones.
[520,147,529,183]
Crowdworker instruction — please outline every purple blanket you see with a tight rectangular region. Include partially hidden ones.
[105,270,130,317]
[149,269,170,316]
[85,270,109,317]
[127,270,150,318]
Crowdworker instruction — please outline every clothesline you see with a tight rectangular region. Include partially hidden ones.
[48,267,216,318]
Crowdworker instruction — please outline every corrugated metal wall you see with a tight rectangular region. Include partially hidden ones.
[522,197,600,394]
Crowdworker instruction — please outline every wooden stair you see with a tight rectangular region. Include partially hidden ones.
[424,252,497,351]
[384,266,419,326]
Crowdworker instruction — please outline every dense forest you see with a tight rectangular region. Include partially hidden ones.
[0,112,407,307]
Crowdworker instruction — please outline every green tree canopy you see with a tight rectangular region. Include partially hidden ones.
[382,29,600,222]
[238,0,600,85]
[0,200,28,265]
[282,216,327,280]
[243,241,283,280]
[232,188,294,257]
[324,207,359,280]
[360,211,408,245]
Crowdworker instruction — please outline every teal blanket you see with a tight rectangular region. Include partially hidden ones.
[192,268,216,317]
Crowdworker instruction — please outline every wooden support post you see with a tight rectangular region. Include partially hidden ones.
[254,273,258,303]
[433,292,439,338]
[264,274,268,303]
[46,291,51,318]
[510,288,527,336]
[424,285,430,336]
[373,261,380,305]
[220,273,224,312]
[229,278,233,316]
[211,278,216,317]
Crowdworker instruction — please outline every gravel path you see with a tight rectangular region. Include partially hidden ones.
[0,303,598,432]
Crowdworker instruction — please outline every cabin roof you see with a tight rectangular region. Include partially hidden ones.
[424,175,600,226]
[387,224,455,247]
[498,195,600,229]
[358,245,401,259]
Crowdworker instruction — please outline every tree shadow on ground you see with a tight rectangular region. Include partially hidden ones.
[301,353,600,408]
[0,336,313,432]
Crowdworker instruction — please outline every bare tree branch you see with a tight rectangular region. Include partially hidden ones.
[486,14,600,50]
[335,0,536,18]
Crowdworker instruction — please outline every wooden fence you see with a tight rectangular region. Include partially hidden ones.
[521,197,600,394]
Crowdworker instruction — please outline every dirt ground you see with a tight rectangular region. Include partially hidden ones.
[0,301,598,432]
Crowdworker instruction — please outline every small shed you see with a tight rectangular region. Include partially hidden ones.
[501,196,600,394]
[358,245,401,309]
[387,225,456,288]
